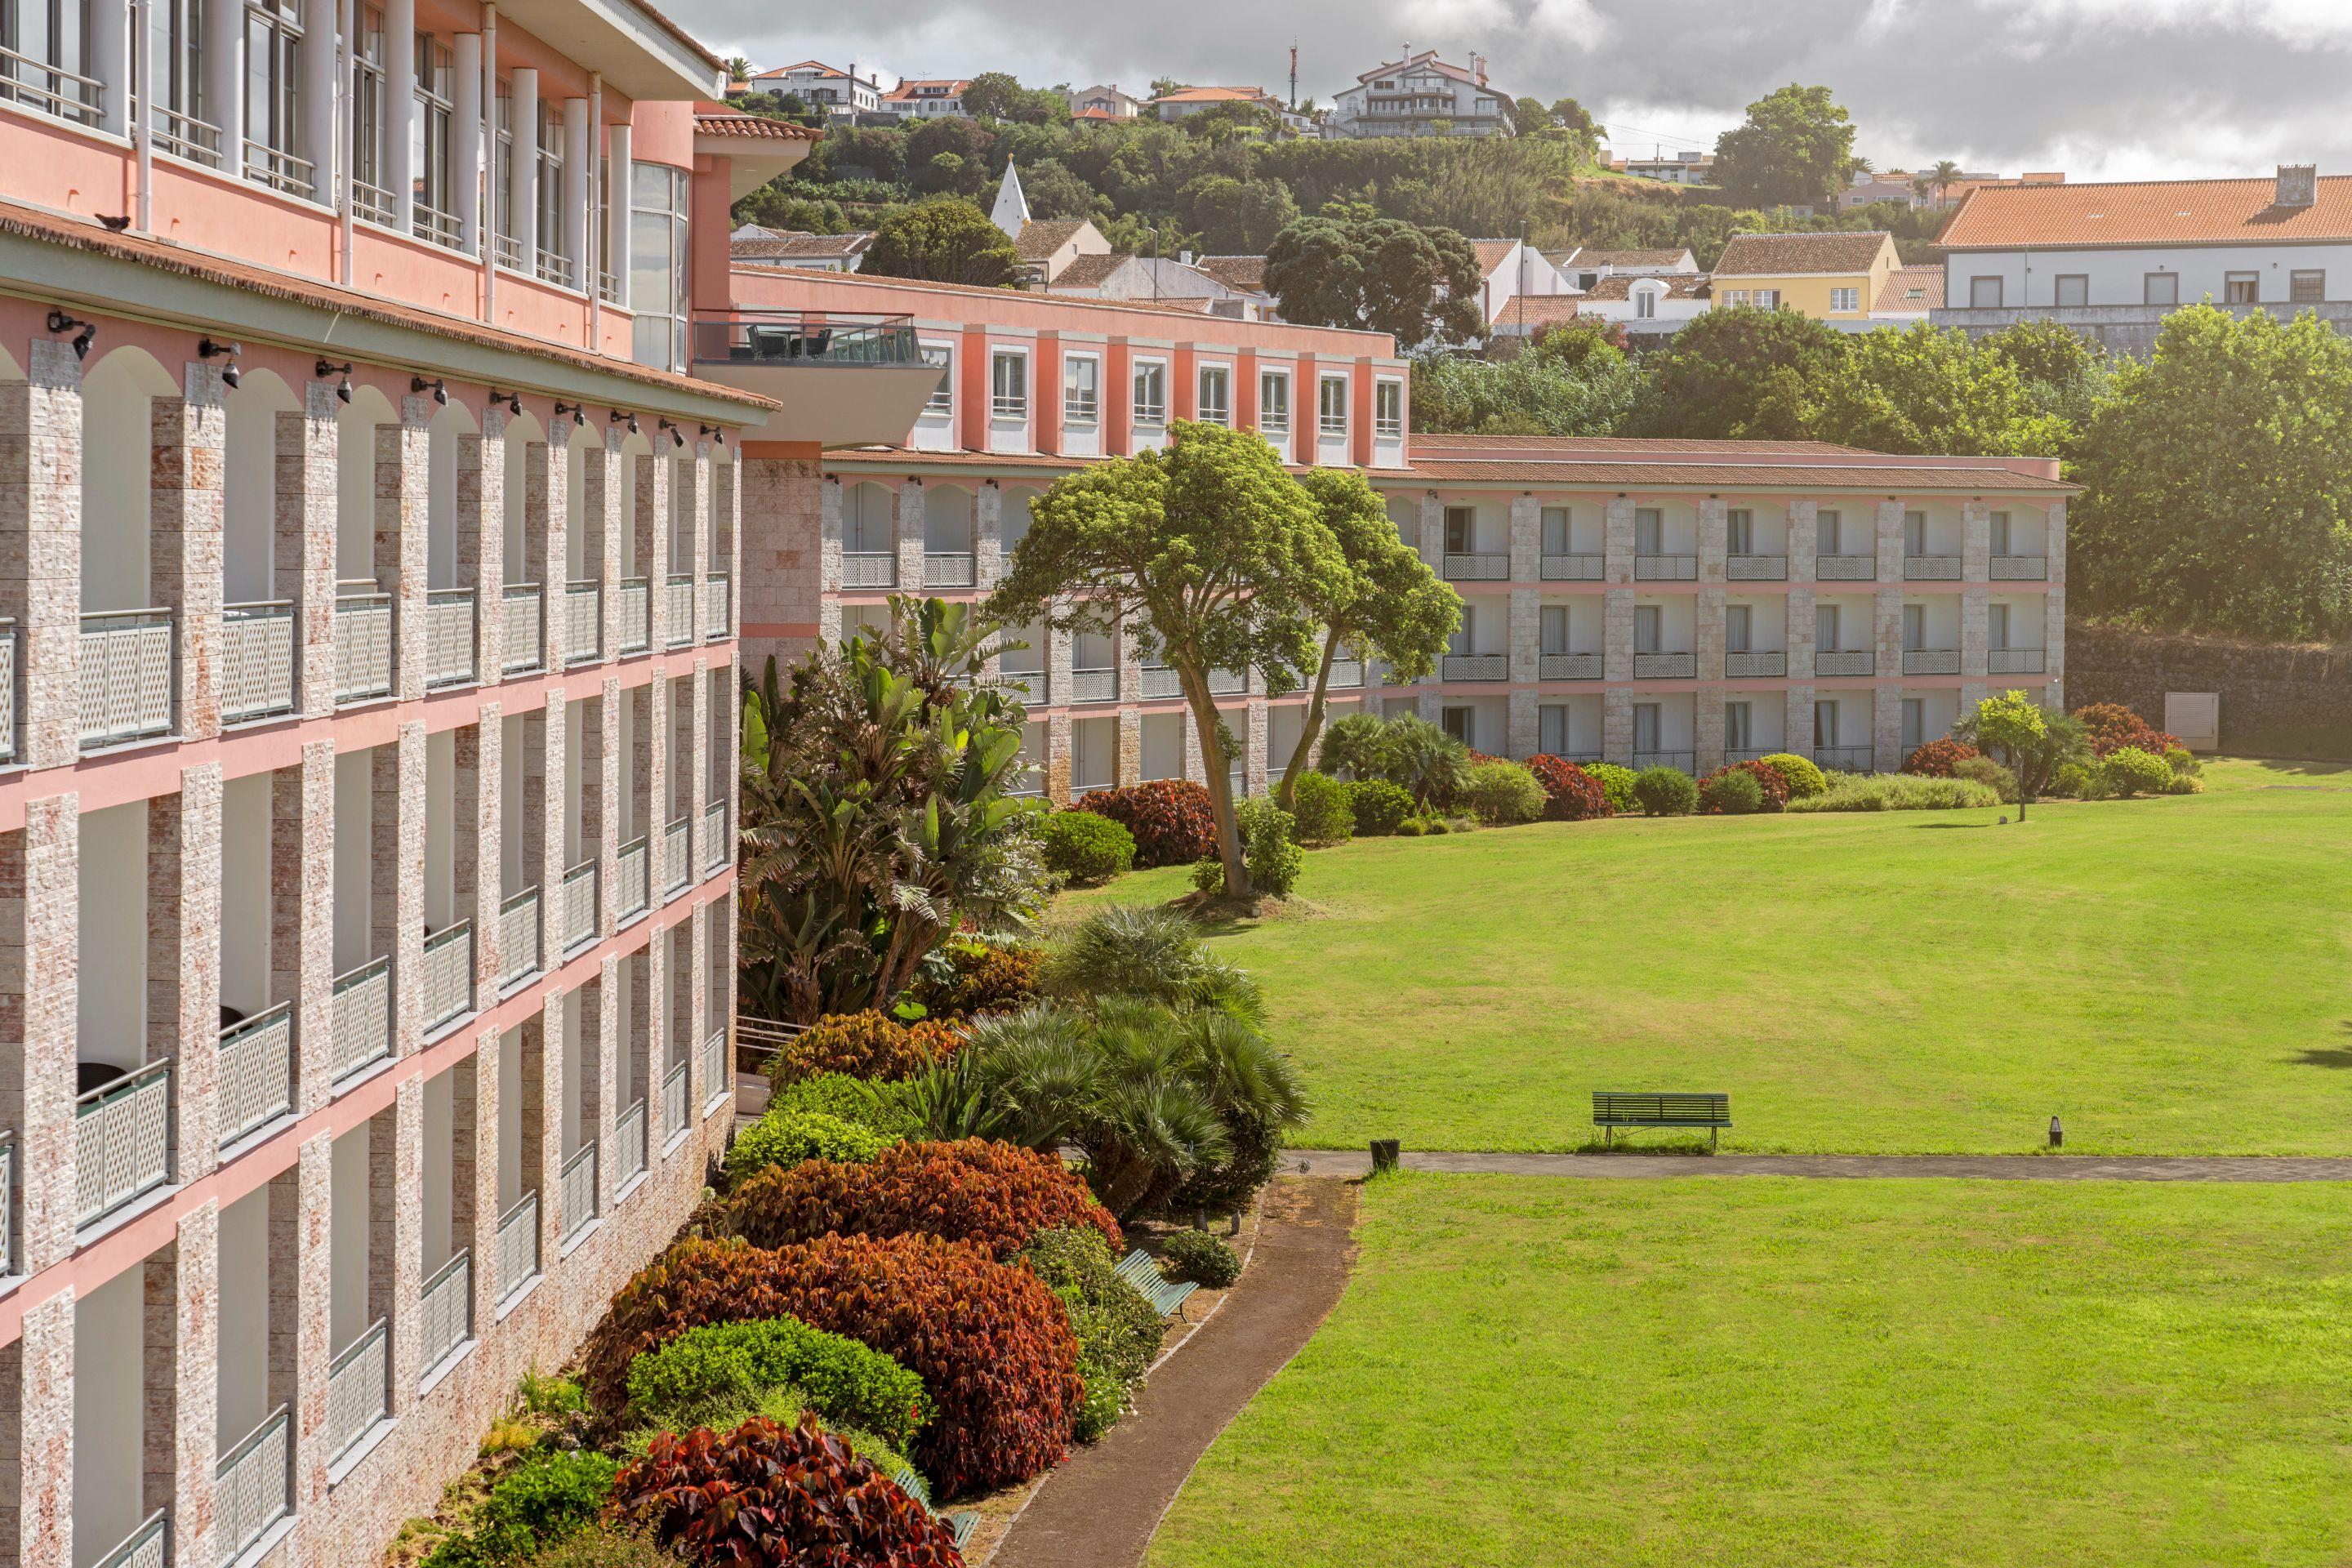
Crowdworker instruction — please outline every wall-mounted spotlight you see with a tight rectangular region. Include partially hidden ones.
[554,399,588,429]
[317,359,355,404]
[658,418,684,449]
[198,336,242,389]
[699,424,726,448]
[411,375,449,406]
[47,310,96,360]
[611,410,639,436]
[488,388,523,416]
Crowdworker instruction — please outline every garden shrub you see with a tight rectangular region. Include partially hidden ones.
[1459,761,1547,825]
[1072,779,1218,868]
[777,1013,963,1085]
[622,1315,932,1450]
[2163,770,2205,795]
[1631,767,1699,817]
[611,1415,962,1566]
[586,1233,1082,1494]
[1160,1230,1241,1288]
[723,1109,891,1184]
[1757,753,1826,800]
[719,1138,1122,1260]
[1787,775,2002,812]
[1040,810,1135,884]
[909,941,1045,1020]
[507,1525,672,1568]
[425,1450,620,1566]
[1236,798,1304,898]
[764,1073,928,1141]
[1697,768,1764,815]
[1288,772,1355,845]
[1018,1227,1162,1442]
[2164,745,2203,778]
[1394,817,1428,837]
[1525,756,1612,821]
[1189,856,1226,896]
[1584,762,1640,813]
[1951,755,2020,803]
[1423,817,1451,834]
[2074,702,2180,759]
[1703,759,1788,813]
[1347,778,1414,835]
[2048,761,2092,799]
[2099,745,2173,798]
[1902,737,1980,777]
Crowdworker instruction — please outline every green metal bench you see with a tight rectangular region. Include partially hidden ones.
[890,1465,978,1550]
[1115,1248,1201,1319]
[1592,1091,1731,1149]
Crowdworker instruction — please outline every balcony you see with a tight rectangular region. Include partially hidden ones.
[80,608,175,748]
[1540,554,1604,581]
[1631,751,1695,772]
[617,835,651,919]
[1208,668,1248,697]
[1634,555,1698,581]
[559,859,599,955]
[840,553,897,589]
[706,573,732,639]
[688,311,939,448]
[0,617,14,761]
[74,1060,172,1227]
[1139,666,1181,700]
[663,1060,689,1140]
[1539,653,1602,680]
[498,888,541,989]
[665,575,693,647]
[702,1029,728,1111]
[1903,648,1961,675]
[422,921,474,1034]
[615,1100,648,1191]
[1724,651,1788,678]
[215,1405,292,1566]
[0,47,105,127]
[618,577,651,653]
[1728,554,1788,581]
[666,816,692,893]
[1990,555,2048,581]
[331,956,393,1081]
[1070,667,1120,704]
[502,584,545,674]
[1989,648,2047,675]
[705,800,729,872]
[1327,658,1365,689]
[414,206,463,252]
[534,249,574,290]
[923,553,977,590]
[222,602,297,724]
[1815,554,1876,581]
[496,1192,540,1303]
[1815,745,1874,772]
[1904,555,1962,581]
[89,1511,167,1568]
[1815,650,1876,677]
[352,179,394,225]
[426,589,477,688]
[559,1142,599,1241]
[1000,670,1048,704]
[335,586,394,704]
[1441,653,1507,681]
[419,1251,471,1377]
[217,1004,294,1147]
[1442,553,1509,581]
[565,581,602,665]
[1633,652,1697,679]
[327,1319,390,1462]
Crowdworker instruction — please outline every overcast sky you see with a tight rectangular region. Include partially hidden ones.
[687,0,2352,184]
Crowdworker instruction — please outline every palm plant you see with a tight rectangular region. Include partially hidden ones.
[1381,712,1472,808]
[1313,710,1396,782]
[1046,904,1264,1023]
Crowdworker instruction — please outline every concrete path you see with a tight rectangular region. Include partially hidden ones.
[1287,1149,2352,1182]
[991,1177,1358,1568]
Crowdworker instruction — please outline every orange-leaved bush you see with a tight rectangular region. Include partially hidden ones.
[719,1138,1121,1259]
[2073,702,2180,759]
[1071,779,1218,868]
[1524,755,1613,821]
[1902,737,1980,777]
[909,942,1045,1019]
[776,1012,963,1082]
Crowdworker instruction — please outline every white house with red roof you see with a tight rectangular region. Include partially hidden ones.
[883,78,972,119]
[742,60,889,118]
[1327,48,1513,139]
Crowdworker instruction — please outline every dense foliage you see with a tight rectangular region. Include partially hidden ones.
[1788,774,2002,812]
[1633,767,1700,817]
[1699,768,1764,816]
[719,1138,1123,1260]
[1524,756,1614,821]
[775,1013,964,1085]
[862,198,1020,287]
[2072,702,2181,759]
[1315,711,1471,809]
[762,1073,928,1142]
[723,1109,893,1183]
[623,1316,933,1450]
[1288,771,1356,844]
[1902,738,1980,777]
[1346,778,1416,835]
[1072,779,1220,868]
[1757,753,1828,800]
[908,941,1045,1020]
[1160,1230,1243,1289]
[1018,1227,1164,1442]
[1584,762,1640,813]
[1263,215,1484,345]
[1710,83,1859,208]
[1041,810,1137,884]
[1460,760,1548,824]
[1700,759,1790,813]
[425,1452,621,1566]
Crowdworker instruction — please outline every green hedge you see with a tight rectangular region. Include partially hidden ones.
[622,1315,933,1450]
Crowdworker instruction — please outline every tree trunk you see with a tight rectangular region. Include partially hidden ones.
[1178,662,1250,898]
[1274,633,1341,812]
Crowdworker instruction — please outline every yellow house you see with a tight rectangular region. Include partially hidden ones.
[1708,231,1902,324]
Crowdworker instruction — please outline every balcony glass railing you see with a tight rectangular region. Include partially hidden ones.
[1989,648,2047,675]
[1633,652,1697,679]
[80,608,175,748]
[617,577,650,653]
[665,575,693,646]
[334,585,394,703]
[706,573,732,639]
[559,1142,599,1241]
[426,588,477,687]
[1441,553,1508,581]
[704,800,728,872]
[1815,554,1877,581]
[330,956,393,1081]
[688,311,922,368]
[496,1192,540,1301]
[1724,651,1788,678]
[923,553,976,589]
[222,602,297,724]
[840,553,897,589]
[74,1060,172,1227]
[422,921,474,1033]
[1634,554,1698,581]
[1441,653,1507,681]
[499,887,541,987]
[215,1405,291,1566]
[665,816,692,893]
[617,835,650,918]
[217,1004,294,1148]
[614,1100,648,1191]
[325,1319,389,1462]
[89,1510,167,1568]
[502,583,545,673]
[1539,554,1603,580]
[564,581,601,664]
[1815,650,1876,677]
[418,1250,471,1377]
[1539,653,1602,680]
[559,859,599,954]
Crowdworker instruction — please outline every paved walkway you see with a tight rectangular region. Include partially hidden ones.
[1288,1149,2352,1182]
[991,1177,1357,1568]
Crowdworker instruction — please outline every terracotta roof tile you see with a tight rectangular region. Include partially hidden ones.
[1193,255,1267,291]
[1875,265,1944,310]
[1014,219,1090,261]
[1048,252,1135,287]
[1408,458,2074,491]
[1471,238,1520,275]
[695,111,818,140]
[1413,434,1874,456]
[1575,247,1697,270]
[1713,231,1893,277]
[731,232,871,260]
[1579,274,1707,301]
[1490,296,1583,327]
[1938,174,2352,249]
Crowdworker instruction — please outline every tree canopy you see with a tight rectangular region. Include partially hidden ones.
[862,199,1020,287]
[1712,84,1860,209]
[1263,215,1485,345]
[1772,322,2070,456]
[1630,306,1851,439]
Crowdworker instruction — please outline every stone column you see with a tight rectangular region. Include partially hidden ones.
[522,996,561,1258]
[274,1138,332,1557]
[278,387,340,719]
[1414,492,1441,571]
[1875,499,1904,586]
[372,723,427,1060]
[149,765,223,1178]
[2044,501,2068,706]
[536,696,567,929]
[1962,500,1991,581]
[1962,586,1989,678]
[1,1292,74,1568]
[646,677,670,893]
[1874,586,1904,688]
[687,661,710,871]
[456,409,506,684]
[380,400,433,701]
[146,1205,219,1568]
[1695,692,1726,775]
[1696,497,1727,585]
[1873,685,1904,773]
[1047,621,1075,714]
[1180,711,1205,784]
[681,446,710,644]
[1508,587,1538,686]
[152,363,227,740]
[1508,494,1539,582]
[1116,709,1143,786]
[1601,588,1634,683]
[1787,586,1817,681]
[688,902,712,1119]
[894,478,925,594]
[975,481,1003,588]
[577,428,617,653]
[1046,713,1073,804]
[643,928,670,1153]
[1245,701,1269,796]
[0,340,84,768]
[1603,497,1636,585]
[274,743,336,1113]
[1786,500,1817,585]
[1785,686,1815,759]
[521,437,566,673]
[6,794,79,1272]
[1695,586,1726,689]
[1506,688,1539,759]
[1602,686,1633,765]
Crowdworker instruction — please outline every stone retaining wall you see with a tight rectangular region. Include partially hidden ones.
[2064,621,2352,744]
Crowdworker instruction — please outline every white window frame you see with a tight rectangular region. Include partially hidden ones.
[1197,364,1231,425]
[991,349,1029,420]
[1374,378,1404,439]
[1753,288,1780,310]
[1133,360,1167,425]
[1634,284,1659,319]
[1258,369,1291,433]
[920,343,953,415]
[2224,271,2259,305]
[1062,354,1099,423]
[1829,286,1859,313]
[1317,375,1348,437]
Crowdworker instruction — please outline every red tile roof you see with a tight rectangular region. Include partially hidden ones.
[1193,255,1267,291]
[1939,174,2352,250]
[1875,265,1944,311]
[1574,247,1698,270]
[1014,220,1093,261]
[1490,296,1583,328]
[1471,238,1521,276]
[694,111,819,140]
[1047,252,1137,287]
[1152,86,1274,105]
[1713,231,1894,276]
[1405,458,2073,491]
[1579,274,1707,301]
[1413,434,1874,456]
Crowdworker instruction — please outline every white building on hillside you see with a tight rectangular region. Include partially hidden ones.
[1326,49,1513,139]
[883,78,971,119]
[743,60,888,118]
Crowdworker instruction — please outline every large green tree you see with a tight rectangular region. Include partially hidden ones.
[862,199,1020,287]
[963,72,1068,124]
[2069,304,2352,639]
[1631,306,1849,439]
[1411,321,1645,435]
[1712,84,1860,208]
[1775,323,2069,456]
[988,422,1348,895]
[1263,215,1485,345]
[1178,173,1299,253]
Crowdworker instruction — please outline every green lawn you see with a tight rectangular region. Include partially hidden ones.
[1149,1174,2352,1568]
[1062,760,2352,1154]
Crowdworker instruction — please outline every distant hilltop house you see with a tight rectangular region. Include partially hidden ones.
[1838,168,2064,212]
[730,224,875,273]
[1325,48,1514,140]
[1575,274,1712,335]
[1069,83,1146,121]
[1609,149,1715,184]
[740,59,888,118]
[1144,84,1314,132]
[884,78,971,119]
[1932,164,2352,353]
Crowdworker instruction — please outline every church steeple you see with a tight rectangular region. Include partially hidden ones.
[991,159,1031,240]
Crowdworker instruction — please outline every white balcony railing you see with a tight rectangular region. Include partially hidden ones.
[154,102,223,163]
[0,617,15,762]
[1138,666,1181,700]
[1633,652,1697,679]
[665,575,693,646]
[1727,554,1788,581]
[1634,555,1698,581]
[351,179,394,225]
[422,921,474,1034]
[243,139,316,196]
[1441,653,1507,681]
[1904,555,1962,581]
[414,205,463,251]
[221,602,297,724]
[1539,653,1603,680]
[1327,658,1365,689]
[502,584,545,673]
[1632,751,1697,773]
[498,888,541,987]
[1724,651,1788,678]
[617,577,651,653]
[325,1319,389,1462]
[1069,668,1118,703]
[1539,554,1603,580]
[74,1060,172,1227]
[215,1405,291,1567]
[706,572,731,639]
[1989,648,2047,675]
[331,956,393,1081]
[922,554,976,589]
[1208,668,1248,697]
[496,1192,540,1301]
[840,552,896,589]
[217,1004,294,1148]
[1990,555,2048,581]
[80,608,175,748]
[665,816,691,893]
[1815,650,1876,677]
[1903,648,1961,675]
[617,835,650,918]
[704,800,728,872]
[564,581,601,665]
[90,1510,167,1568]
[702,1029,728,1111]
[663,1062,689,1138]
[1441,553,1508,581]
[614,1101,648,1190]
[425,589,477,687]
[1815,555,1877,581]
[335,586,394,703]
[534,248,574,289]
[0,45,104,124]
[559,859,599,953]
[418,1250,471,1376]
[559,1142,598,1240]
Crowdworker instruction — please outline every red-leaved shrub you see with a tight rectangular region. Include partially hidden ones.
[1524,756,1613,821]
[719,1138,1122,1259]
[1697,758,1790,813]
[908,942,1044,1019]
[612,1413,964,1566]
[1071,780,1218,868]
[1902,737,1980,777]
[776,1012,963,1083]
[2074,702,2180,759]
[585,1235,1080,1496]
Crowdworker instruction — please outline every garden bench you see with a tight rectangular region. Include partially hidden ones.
[1592,1091,1731,1149]
[1116,1248,1202,1319]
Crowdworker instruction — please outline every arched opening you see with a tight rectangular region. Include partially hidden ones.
[841,480,894,582]
[1000,486,1041,567]
[79,347,178,747]
[221,367,302,724]
[501,411,549,675]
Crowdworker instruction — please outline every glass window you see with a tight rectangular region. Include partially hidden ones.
[1633,703,1659,754]
[921,346,951,413]
[1989,510,2011,557]
[3,0,99,124]
[1540,506,1570,555]
[1539,705,1568,755]
[1726,508,1753,556]
[1726,702,1751,752]
[1374,380,1403,438]
[1198,365,1230,425]
[991,351,1027,417]
[1900,698,1922,755]
[1969,275,2002,309]
[2055,274,2087,307]
[347,6,383,201]
[1133,362,1166,423]
[1817,509,1842,555]
[1816,604,1839,653]
[1904,510,1927,557]
[2224,272,2258,305]
[1634,508,1663,556]
[1830,287,1859,312]
[1633,604,1660,653]
[1540,605,1568,653]
[1814,699,1838,747]
[1635,286,1658,319]
[630,163,690,372]
[1063,356,1098,421]
[1441,707,1473,746]
[243,0,304,190]
[1989,603,2011,649]
[1258,371,1290,431]
[1318,376,1348,435]
[537,99,568,274]
[1443,506,1475,555]
[2292,270,2325,303]
[2145,272,2179,306]
[148,0,210,159]
[1723,289,1748,307]
[1902,603,1925,651]
[1725,604,1751,653]
[1753,288,1780,310]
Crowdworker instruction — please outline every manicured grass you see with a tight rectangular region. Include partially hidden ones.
[2230,724,2352,762]
[1059,762,2352,1153]
[1149,1174,2352,1568]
